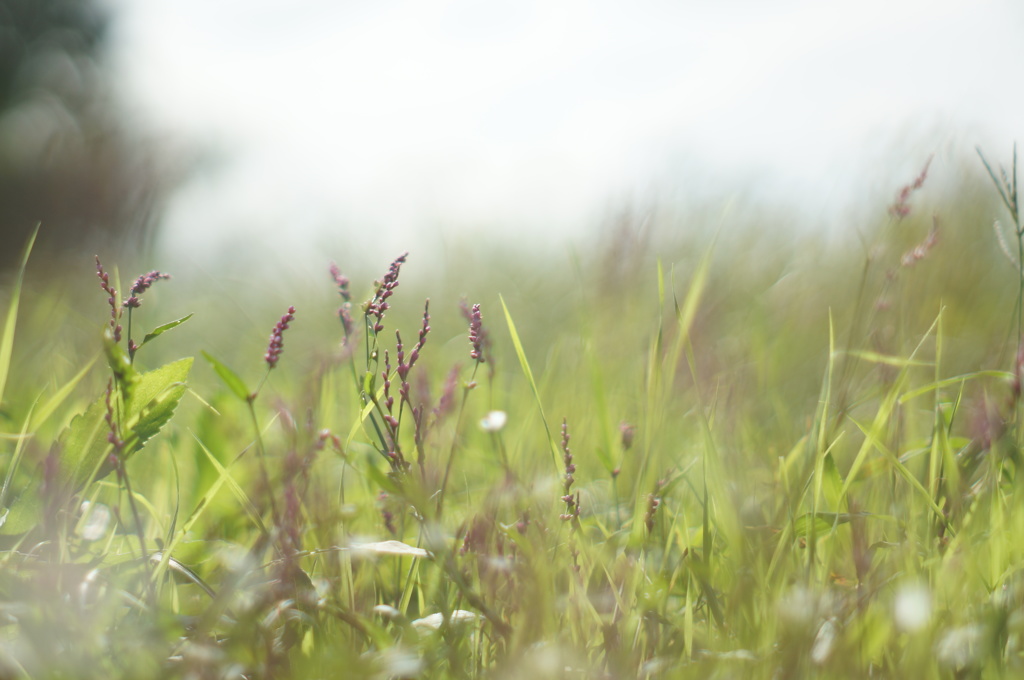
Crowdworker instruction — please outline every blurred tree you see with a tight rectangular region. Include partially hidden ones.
[0,0,169,269]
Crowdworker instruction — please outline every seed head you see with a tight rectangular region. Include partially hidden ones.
[265,305,296,369]
[123,271,171,308]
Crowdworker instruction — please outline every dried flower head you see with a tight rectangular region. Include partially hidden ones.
[619,422,635,450]
[265,305,296,369]
[901,217,939,267]
[460,299,490,364]
[366,252,408,334]
[889,156,933,219]
[329,262,355,338]
[559,418,580,522]
[95,256,122,342]
[123,271,171,309]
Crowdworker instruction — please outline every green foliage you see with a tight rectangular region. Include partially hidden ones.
[3,157,1024,678]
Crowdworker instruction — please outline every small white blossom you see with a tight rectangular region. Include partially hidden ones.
[412,610,477,630]
[350,540,430,558]
[480,410,507,432]
[78,502,112,541]
[937,624,983,668]
[811,618,839,665]
[894,583,932,632]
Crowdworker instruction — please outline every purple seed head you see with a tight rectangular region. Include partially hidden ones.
[95,256,122,342]
[620,422,635,451]
[888,156,933,220]
[329,262,351,302]
[123,270,171,308]
[265,305,296,369]
[468,303,485,363]
[365,252,408,335]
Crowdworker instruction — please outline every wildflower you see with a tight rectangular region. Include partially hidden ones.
[412,610,476,630]
[901,218,939,267]
[350,539,430,559]
[480,410,507,432]
[329,262,355,338]
[811,618,839,665]
[888,156,932,219]
[559,418,580,522]
[620,421,635,450]
[467,303,485,362]
[123,271,171,308]
[265,305,296,369]
[95,256,122,342]
[77,501,112,541]
[894,583,932,632]
[644,493,660,532]
[366,252,408,334]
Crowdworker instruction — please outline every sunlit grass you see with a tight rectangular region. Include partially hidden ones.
[1,153,1024,679]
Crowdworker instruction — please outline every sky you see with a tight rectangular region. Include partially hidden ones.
[107,0,1024,268]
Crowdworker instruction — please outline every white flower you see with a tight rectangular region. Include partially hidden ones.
[372,604,403,619]
[811,618,839,665]
[350,540,430,558]
[937,624,983,668]
[78,501,112,541]
[480,410,507,432]
[894,583,932,632]
[412,610,477,630]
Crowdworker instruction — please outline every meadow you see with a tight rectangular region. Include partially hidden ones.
[1,150,1023,679]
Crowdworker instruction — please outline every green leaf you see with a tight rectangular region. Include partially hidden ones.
[793,512,876,538]
[821,453,844,512]
[500,295,559,469]
[202,351,251,402]
[140,313,194,348]
[0,223,38,408]
[121,357,193,457]
[0,356,193,536]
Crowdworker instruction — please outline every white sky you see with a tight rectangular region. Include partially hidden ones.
[107,0,1024,267]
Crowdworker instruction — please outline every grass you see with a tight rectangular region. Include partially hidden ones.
[1,152,1024,679]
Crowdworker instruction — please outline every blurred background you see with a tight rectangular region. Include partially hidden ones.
[1,0,1022,276]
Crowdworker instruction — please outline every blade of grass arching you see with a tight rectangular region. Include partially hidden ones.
[588,352,615,474]
[500,295,559,467]
[928,310,945,503]
[0,223,38,409]
[938,382,965,504]
[664,243,714,396]
[842,350,932,367]
[808,313,837,577]
[897,371,1008,405]
[848,417,951,532]
[187,432,268,538]
[633,261,667,534]
[0,398,38,518]
[28,356,98,432]
[643,259,667,401]
[840,313,942,501]
[977,148,1017,220]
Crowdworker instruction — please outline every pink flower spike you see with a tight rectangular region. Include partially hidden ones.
[265,305,297,369]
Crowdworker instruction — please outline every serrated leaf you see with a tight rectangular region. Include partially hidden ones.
[0,357,193,535]
[122,356,193,456]
[202,351,251,402]
[60,393,113,494]
[140,313,194,348]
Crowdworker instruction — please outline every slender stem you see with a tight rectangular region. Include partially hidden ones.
[437,363,481,516]
[247,402,279,525]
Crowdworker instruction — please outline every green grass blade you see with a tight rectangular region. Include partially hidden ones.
[0,223,39,408]
[499,294,558,467]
